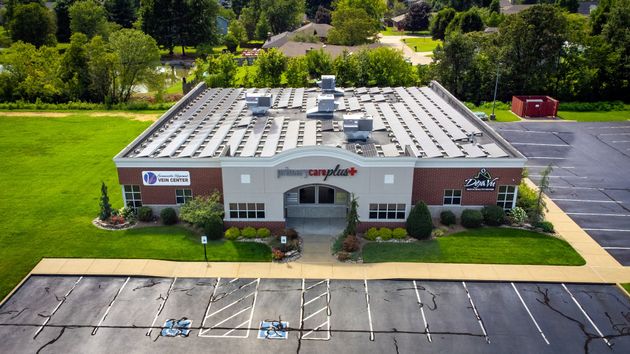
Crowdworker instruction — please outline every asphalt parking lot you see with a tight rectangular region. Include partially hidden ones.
[494,121,630,265]
[1,276,629,353]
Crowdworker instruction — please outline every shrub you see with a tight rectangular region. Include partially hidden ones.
[508,207,527,225]
[110,215,126,225]
[481,205,506,226]
[392,227,407,239]
[343,234,360,252]
[242,227,257,238]
[406,201,434,239]
[517,181,540,223]
[440,210,456,226]
[364,227,379,241]
[282,228,299,240]
[120,206,135,221]
[461,209,483,228]
[256,227,271,238]
[160,208,177,225]
[272,248,285,260]
[378,227,392,240]
[224,226,240,240]
[337,251,351,261]
[179,193,224,228]
[204,215,224,240]
[432,228,445,238]
[137,206,153,222]
[535,221,555,233]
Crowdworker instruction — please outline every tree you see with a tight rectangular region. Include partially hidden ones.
[104,0,138,28]
[333,50,363,86]
[404,1,432,32]
[367,47,418,86]
[254,48,288,86]
[285,56,310,86]
[315,5,332,24]
[179,192,224,228]
[228,19,249,46]
[9,3,56,47]
[223,33,239,52]
[406,201,433,239]
[305,49,333,78]
[344,194,359,236]
[0,26,11,47]
[239,6,258,40]
[55,0,74,43]
[60,33,90,101]
[489,0,500,13]
[86,35,116,103]
[433,31,476,98]
[327,7,379,45]
[99,182,112,221]
[255,14,271,41]
[430,7,456,40]
[69,0,109,39]
[556,0,579,13]
[534,165,552,223]
[260,0,304,34]
[306,0,334,18]
[590,0,613,35]
[334,0,387,21]
[109,29,160,102]
[180,0,221,53]
[447,7,484,34]
[205,53,238,87]
[600,0,630,101]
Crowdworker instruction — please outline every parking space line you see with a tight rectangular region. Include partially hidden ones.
[551,198,621,203]
[92,277,130,335]
[363,280,374,341]
[497,129,552,134]
[412,280,431,343]
[561,284,611,348]
[611,140,630,143]
[603,247,630,250]
[599,133,630,136]
[583,228,630,232]
[198,278,260,338]
[302,306,327,322]
[303,292,328,307]
[511,283,550,345]
[146,277,177,337]
[512,142,570,147]
[299,279,331,341]
[34,276,83,339]
[305,280,326,291]
[461,282,490,344]
[566,212,630,217]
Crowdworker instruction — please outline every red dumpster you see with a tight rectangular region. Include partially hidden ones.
[511,96,559,118]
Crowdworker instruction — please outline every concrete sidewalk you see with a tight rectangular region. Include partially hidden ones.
[24,179,630,285]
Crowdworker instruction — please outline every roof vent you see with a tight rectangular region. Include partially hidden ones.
[317,75,344,96]
[343,113,373,141]
[306,94,337,118]
[245,93,273,115]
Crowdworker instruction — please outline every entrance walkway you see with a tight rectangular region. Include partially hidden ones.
[286,217,345,263]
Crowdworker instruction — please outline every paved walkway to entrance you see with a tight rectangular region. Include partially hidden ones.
[8,179,630,306]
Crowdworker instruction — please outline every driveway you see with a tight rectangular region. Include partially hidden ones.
[378,34,433,65]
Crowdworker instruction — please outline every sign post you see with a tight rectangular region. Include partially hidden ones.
[280,236,287,252]
[201,236,208,262]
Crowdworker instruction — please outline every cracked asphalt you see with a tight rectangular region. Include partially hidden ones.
[494,121,630,265]
[1,276,629,353]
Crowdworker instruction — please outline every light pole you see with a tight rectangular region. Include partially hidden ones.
[490,64,500,121]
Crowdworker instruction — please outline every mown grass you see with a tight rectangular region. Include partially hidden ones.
[0,114,271,300]
[621,283,630,295]
[362,227,585,265]
[402,37,442,52]
[558,110,630,122]
[380,27,430,36]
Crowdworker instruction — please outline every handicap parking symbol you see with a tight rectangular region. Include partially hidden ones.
[257,320,289,340]
[161,318,193,337]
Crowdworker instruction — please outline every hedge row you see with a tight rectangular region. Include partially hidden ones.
[364,227,407,241]
[224,226,271,240]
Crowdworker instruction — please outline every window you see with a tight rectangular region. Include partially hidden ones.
[175,189,193,204]
[384,174,394,184]
[497,185,517,210]
[369,203,406,220]
[240,174,251,184]
[443,189,462,205]
[123,185,142,210]
[229,203,265,219]
[299,186,316,204]
[318,186,335,204]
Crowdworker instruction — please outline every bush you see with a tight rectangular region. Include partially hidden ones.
[517,181,539,223]
[242,226,257,238]
[343,234,360,252]
[224,226,240,240]
[406,201,434,239]
[392,228,407,239]
[559,101,626,112]
[461,209,483,228]
[378,227,392,240]
[256,227,271,238]
[432,228,445,237]
[204,215,224,240]
[481,205,506,226]
[440,210,456,226]
[179,193,224,228]
[508,207,527,225]
[535,221,555,233]
[282,228,299,240]
[135,206,152,222]
[160,208,178,225]
[272,248,285,260]
[364,227,379,241]
[337,251,351,261]
[120,206,135,221]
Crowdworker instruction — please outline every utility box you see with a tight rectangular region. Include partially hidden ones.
[246,93,273,115]
[511,96,559,118]
[343,114,373,141]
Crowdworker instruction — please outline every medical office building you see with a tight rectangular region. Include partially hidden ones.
[114,78,526,232]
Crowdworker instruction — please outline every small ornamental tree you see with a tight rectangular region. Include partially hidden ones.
[179,192,224,228]
[406,201,433,239]
[344,194,360,236]
[99,182,112,220]
[534,165,553,223]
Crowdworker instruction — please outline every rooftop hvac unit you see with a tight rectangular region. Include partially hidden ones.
[317,75,344,96]
[343,113,373,141]
[245,93,273,115]
[306,94,337,118]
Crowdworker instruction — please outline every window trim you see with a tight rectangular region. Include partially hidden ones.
[228,202,265,219]
[123,185,142,210]
[496,185,518,210]
[443,189,462,206]
[175,189,193,205]
[368,203,406,220]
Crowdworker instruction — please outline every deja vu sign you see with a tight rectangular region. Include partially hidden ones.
[464,168,498,191]
[142,171,191,186]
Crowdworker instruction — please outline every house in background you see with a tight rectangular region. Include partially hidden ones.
[216,16,229,36]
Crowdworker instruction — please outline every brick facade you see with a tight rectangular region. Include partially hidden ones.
[412,167,522,206]
[117,167,223,205]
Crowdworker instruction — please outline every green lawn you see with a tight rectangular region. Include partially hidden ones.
[401,37,442,52]
[622,283,630,295]
[558,110,630,122]
[0,114,271,300]
[478,108,521,122]
[362,227,585,265]
[380,27,430,36]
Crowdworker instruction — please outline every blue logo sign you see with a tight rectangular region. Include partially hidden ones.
[143,171,158,185]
